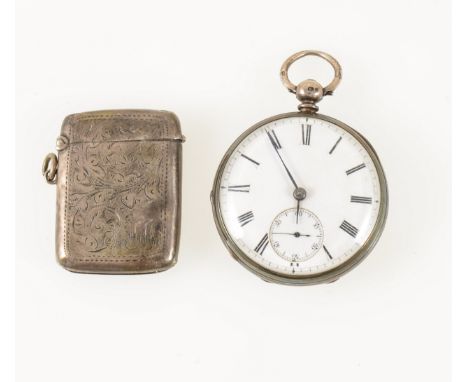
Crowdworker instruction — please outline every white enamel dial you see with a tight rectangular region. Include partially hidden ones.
[216,115,383,279]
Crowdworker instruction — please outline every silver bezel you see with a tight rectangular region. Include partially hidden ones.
[210,112,388,286]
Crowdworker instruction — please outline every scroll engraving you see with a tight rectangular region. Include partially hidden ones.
[67,138,166,260]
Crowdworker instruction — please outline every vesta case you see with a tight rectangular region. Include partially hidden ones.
[43,110,184,274]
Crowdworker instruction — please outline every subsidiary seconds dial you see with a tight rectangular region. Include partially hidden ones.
[269,208,324,263]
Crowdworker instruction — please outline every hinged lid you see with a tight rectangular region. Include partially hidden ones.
[60,109,184,145]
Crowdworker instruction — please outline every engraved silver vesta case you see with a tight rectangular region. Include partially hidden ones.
[43,110,184,274]
[211,51,388,285]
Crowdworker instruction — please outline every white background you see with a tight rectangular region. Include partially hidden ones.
[16,1,450,381]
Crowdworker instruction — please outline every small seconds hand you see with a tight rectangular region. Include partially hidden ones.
[272,232,311,237]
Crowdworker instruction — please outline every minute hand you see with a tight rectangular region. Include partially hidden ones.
[267,131,299,189]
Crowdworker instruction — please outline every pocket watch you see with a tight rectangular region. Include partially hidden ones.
[210,50,388,285]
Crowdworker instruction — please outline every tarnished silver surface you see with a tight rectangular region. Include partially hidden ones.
[280,50,342,113]
[42,153,58,184]
[46,109,184,274]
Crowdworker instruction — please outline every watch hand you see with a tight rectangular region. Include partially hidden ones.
[266,131,299,190]
[272,232,311,237]
[296,199,300,224]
